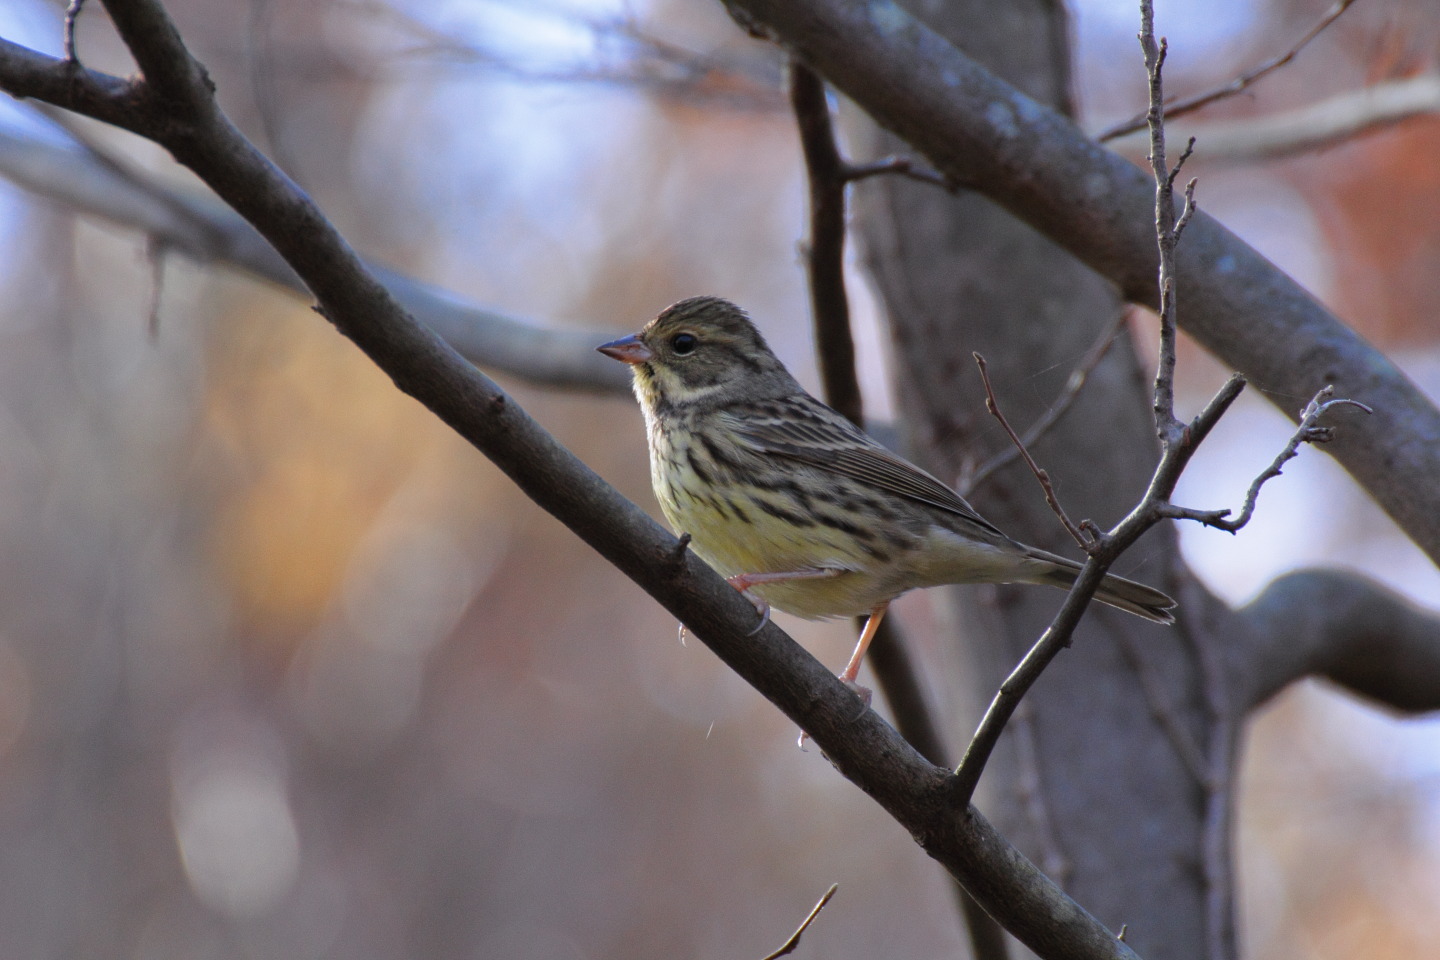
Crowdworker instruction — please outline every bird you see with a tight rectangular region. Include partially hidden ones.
[598,296,1174,693]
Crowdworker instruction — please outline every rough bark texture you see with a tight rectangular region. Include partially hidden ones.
[855,2,1233,955]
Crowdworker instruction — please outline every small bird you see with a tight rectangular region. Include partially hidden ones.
[599,297,1174,691]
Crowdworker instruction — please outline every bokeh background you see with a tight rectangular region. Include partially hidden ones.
[0,0,1437,957]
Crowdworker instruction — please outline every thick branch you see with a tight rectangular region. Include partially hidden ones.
[0,9,1137,957]
[1237,570,1440,713]
[721,0,1440,567]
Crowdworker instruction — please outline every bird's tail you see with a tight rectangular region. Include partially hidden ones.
[1022,548,1176,625]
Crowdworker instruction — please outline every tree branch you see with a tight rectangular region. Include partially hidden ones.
[0,122,630,393]
[1238,570,1440,714]
[0,7,1139,957]
[719,0,1440,568]
[1103,73,1440,164]
[789,60,863,425]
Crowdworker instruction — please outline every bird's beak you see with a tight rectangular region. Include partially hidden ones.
[597,334,653,365]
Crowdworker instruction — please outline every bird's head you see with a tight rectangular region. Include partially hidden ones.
[598,297,800,413]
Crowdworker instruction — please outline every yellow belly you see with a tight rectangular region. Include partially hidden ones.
[655,453,905,619]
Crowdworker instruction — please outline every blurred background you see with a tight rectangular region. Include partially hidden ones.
[0,0,1437,956]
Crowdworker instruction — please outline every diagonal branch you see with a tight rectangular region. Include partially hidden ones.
[962,307,1129,497]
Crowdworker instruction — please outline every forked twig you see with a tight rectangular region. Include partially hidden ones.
[1162,386,1373,531]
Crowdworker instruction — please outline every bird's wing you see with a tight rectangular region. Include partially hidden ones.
[723,397,1007,538]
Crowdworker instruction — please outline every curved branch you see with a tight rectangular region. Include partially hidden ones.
[721,0,1440,567]
[0,8,1138,958]
[1238,569,1440,713]
[0,122,630,393]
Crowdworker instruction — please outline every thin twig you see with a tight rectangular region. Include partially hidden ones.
[964,308,1130,496]
[1142,17,1184,438]
[844,155,950,188]
[1115,631,1208,785]
[952,0,1224,806]
[952,557,1118,806]
[63,0,86,63]
[1098,0,1359,141]
[1188,386,1373,533]
[1012,700,1072,886]
[972,352,1090,549]
[757,884,838,960]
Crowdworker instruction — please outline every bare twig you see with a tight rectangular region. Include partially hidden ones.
[963,308,1130,496]
[973,352,1090,549]
[953,0,1244,807]
[757,885,838,960]
[1012,700,1072,886]
[1142,23,1184,437]
[1115,631,1208,785]
[64,0,87,63]
[844,155,950,188]
[1178,386,1372,533]
[1099,0,1359,141]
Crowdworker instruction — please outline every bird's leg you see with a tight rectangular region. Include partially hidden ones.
[838,601,889,698]
[679,568,842,643]
[725,569,842,637]
[797,600,889,749]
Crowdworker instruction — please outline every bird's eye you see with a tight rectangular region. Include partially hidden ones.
[671,333,698,355]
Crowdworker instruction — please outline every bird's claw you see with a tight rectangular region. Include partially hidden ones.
[744,600,771,636]
[796,676,874,748]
